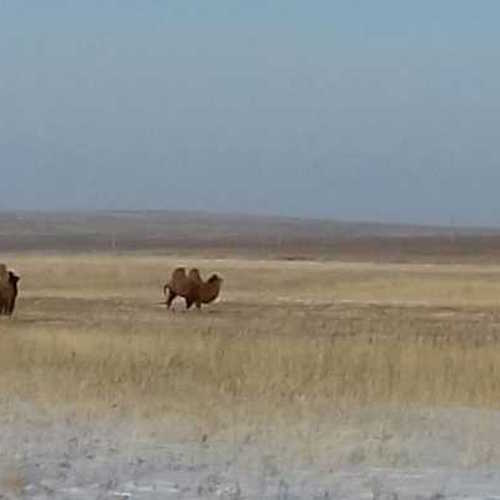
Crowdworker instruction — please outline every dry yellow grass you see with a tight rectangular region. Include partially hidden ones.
[0,467,26,497]
[2,254,500,433]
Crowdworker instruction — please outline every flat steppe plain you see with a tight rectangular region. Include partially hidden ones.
[2,211,500,498]
[2,251,500,498]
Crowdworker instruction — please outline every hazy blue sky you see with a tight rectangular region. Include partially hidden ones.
[1,1,499,225]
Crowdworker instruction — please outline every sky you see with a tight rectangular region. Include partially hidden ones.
[1,1,499,226]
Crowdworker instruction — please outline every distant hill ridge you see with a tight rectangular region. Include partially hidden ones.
[1,210,500,262]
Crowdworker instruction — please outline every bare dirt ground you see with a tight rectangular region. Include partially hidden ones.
[2,213,500,498]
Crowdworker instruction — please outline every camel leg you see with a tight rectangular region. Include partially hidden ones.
[185,298,194,310]
[166,290,177,309]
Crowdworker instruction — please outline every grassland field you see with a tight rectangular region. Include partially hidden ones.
[3,215,500,497]
[3,253,500,422]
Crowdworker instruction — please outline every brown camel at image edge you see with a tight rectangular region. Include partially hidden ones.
[0,263,20,316]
